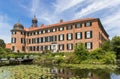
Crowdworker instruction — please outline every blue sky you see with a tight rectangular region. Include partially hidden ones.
[0,0,120,43]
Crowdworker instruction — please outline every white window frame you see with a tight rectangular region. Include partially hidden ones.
[48,29,50,33]
[86,31,91,38]
[59,44,63,50]
[53,28,56,32]
[68,33,72,40]
[35,31,38,34]
[60,34,63,41]
[86,22,91,26]
[86,42,92,49]
[68,44,72,50]
[43,37,45,42]
[76,23,81,28]
[76,32,82,39]
[48,36,50,42]
[60,27,63,31]
[43,30,45,33]
[48,45,50,50]
[39,31,41,34]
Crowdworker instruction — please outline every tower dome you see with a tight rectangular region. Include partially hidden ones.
[32,15,38,23]
[13,22,24,30]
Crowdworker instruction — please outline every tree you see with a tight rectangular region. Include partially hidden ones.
[111,36,120,54]
[0,39,6,48]
[74,43,89,63]
[101,40,111,51]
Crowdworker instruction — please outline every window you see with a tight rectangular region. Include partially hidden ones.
[37,38,39,43]
[59,44,64,50]
[67,44,73,50]
[76,32,82,39]
[29,46,32,51]
[51,35,57,42]
[21,38,25,44]
[59,27,64,31]
[33,32,36,35]
[52,28,56,32]
[43,37,45,42]
[85,22,92,27]
[43,46,45,50]
[36,46,39,51]
[35,31,38,35]
[75,23,82,28]
[22,46,25,51]
[43,30,46,34]
[66,25,72,30]
[59,34,64,41]
[33,46,35,51]
[39,31,41,34]
[85,42,92,49]
[85,31,92,38]
[28,39,31,44]
[12,31,16,34]
[47,45,51,50]
[48,29,50,33]
[12,46,15,51]
[29,32,32,36]
[11,38,16,43]
[21,32,25,35]
[67,33,73,40]
[48,36,51,42]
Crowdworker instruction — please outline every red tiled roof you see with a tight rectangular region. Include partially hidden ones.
[24,18,98,31]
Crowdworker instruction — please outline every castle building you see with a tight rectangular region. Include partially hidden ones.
[11,17,109,53]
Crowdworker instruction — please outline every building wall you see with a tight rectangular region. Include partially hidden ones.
[11,18,109,53]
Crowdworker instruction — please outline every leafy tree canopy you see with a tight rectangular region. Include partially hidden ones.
[0,39,6,48]
[111,36,120,53]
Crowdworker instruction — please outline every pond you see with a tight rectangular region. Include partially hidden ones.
[50,66,120,79]
[0,65,120,79]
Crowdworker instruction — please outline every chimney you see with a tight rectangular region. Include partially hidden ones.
[60,19,63,23]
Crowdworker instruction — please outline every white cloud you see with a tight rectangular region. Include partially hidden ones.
[53,0,84,14]
[74,0,120,18]
[0,14,12,43]
[19,0,120,39]
[102,10,120,39]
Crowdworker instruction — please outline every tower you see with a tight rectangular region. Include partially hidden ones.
[31,15,38,28]
[11,21,25,52]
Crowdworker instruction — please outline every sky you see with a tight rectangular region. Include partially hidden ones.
[0,0,120,43]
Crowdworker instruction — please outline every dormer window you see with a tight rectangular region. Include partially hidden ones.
[59,27,64,31]
[66,25,72,30]
[52,28,56,32]
[48,29,50,33]
[39,31,41,34]
[85,22,92,27]
[75,23,82,28]
[43,30,45,33]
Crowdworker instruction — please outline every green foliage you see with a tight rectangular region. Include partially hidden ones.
[111,36,120,53]
[90,48,106,60]
[102,51,116,64]
[0,39,6,48]
[101,40,111,51]
[74,43,89,63]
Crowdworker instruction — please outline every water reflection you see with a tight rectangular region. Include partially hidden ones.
[50,66,118,79]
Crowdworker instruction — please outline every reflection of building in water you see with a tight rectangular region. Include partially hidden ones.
[11,17,108,53]
[50,67,75,79]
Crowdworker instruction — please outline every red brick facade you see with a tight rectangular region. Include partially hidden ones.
[11,18,109,53]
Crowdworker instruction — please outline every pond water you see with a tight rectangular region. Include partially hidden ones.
[49,66,120,79]
[0,65,120,79]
